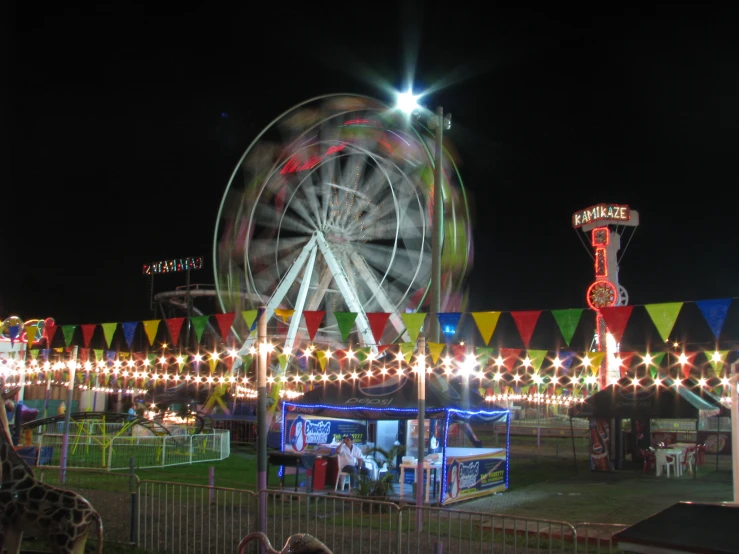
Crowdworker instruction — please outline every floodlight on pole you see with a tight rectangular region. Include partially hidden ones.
[394,90,451,343]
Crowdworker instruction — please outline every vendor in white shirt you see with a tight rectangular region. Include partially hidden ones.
[336,434,370,487]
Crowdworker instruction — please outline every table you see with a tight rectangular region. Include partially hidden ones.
[654,443,695,477]
[398,461,442,503]
[268,452,317,491]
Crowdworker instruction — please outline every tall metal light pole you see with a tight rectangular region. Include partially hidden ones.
[415,334,426,525]
[729,361,739,504]
[256,306,268,539]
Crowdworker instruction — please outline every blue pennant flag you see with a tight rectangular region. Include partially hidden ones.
[696,298,732,340]
[121,322,138,348]
[558,351,577,374]
[437,312,462,340]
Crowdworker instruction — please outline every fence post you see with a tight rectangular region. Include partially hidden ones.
[161,436,166,467]
[189,435,193,465]
[209,466,215,505]
[129,457,137,545]
[108,437,115,470]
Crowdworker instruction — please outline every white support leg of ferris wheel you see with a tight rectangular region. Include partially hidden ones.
[315,231,378,354]
[233,233,319,365]
[348,251,410,342]
[283,245,318,354]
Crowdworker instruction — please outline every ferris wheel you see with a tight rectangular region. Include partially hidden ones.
[213,94,473,356]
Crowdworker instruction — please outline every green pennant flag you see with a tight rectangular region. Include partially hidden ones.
[649,365,658,379]
[277,353,290,372]
[93,349,104,362]
[551,309,583,347]
[644,302,684,343]
[400,312,427,343]
[399,342,415,363]
[190,316,210,343]
[101,323,118,348]
[475,347,494,369]
[61,325,77,347]
[334,312,358,343]
[527,349,548,373]
[354,347,371,365]
[646,351,666,373]
[240,355,254,375]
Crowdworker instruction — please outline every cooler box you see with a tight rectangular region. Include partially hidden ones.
[312,457,328,490]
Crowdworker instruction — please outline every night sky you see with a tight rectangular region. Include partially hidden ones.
[5,4,739,331]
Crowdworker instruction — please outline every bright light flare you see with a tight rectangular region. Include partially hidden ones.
[396,90,421,114]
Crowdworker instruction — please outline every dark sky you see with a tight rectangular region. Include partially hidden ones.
[5,3,739,328]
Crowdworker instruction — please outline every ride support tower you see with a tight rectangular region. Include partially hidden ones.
[573,203,639,389]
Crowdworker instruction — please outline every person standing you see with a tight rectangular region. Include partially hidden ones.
[336,435,369,487]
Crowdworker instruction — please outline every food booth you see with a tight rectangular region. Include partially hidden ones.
[280,372,510,505]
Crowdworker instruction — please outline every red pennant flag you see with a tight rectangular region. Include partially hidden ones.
[679,352,698,380]
[78,348,90,362]
[166,317,185,347]
[499,348,521,373]
[335,349,348,370]
[366,312,391,344]
[44,322,58,348]
[452,344,467,362]
[303,311,325,341]
[598,305,634,344]
[510,310,542,349]
[377,344,392,354]
[80,324,96,348]
[617,352,636,377]
[214,312,236,342]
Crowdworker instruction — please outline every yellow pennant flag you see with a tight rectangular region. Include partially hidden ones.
[471,311,501,345]
[400,313,426,343]
[241,310,258,336]
[142,320,161,346]
[399,342,415,363]
[208,356,219,374]
[101,323,118,348]
[427,342,445,364]
[708,350,729,378]
[586,351,607,375]
[317,350,330,372]
[526,350,548,373]
[274,309,295,323]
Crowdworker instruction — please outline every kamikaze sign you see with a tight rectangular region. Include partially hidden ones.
[572,204,630,228]
[143,256,203,275]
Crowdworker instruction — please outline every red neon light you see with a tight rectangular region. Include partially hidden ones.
[280,144,347,175]
[595,247,608,277]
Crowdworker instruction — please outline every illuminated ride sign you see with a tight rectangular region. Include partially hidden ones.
[572,204,630,228]
[143,256,203,275]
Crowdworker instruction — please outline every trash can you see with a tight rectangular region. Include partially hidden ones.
[312,457,329,491]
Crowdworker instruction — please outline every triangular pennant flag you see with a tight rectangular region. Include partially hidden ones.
[61,325,77,347]
[208,356,219,374]
[334,312,358,343]
[557,351,577,375]
[241,310,259,334]
[708,350,730,378]
[142,320,160,347]
[120,322,138,349]
[303,311,325,342]
[526,349,547,373]
[476,347,494,369]
[240,355,254,374]
[101,323,118,349]
[334,350,348,370]
[649,364,658,379]
[317,350,330,372]
[451,344,467,361]
[551,309,583,347]
[274,309,295,323]
[190,316,210,343]
[678,352,698,380]
[44,322,58,347]
[696,298,732,340]
[616,352,636,377]
[437,312,462,340]
[585,351,607,375]
[354,347,371,365]
[471,311,501,346]
[598,306,634,344]
[644,302,683,343]
[647,351,666,372]
[365,312,391,344]
[214,312,236,342]
[499,348,521,373]
[509,310,542,349]
[93,349,104,362]
[165,318,185,347]
[400,312,426,344]
[399,342,415,363]
[377,345,392,355]
[278,353,290,372]
[428,342,445,364]
[80,324,96,348]
[24,323,38,346]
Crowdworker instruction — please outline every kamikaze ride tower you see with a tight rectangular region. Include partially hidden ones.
[573,204,639,389]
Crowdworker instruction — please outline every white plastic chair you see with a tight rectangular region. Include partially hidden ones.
[335,472,352,491]
[655,451,677,478]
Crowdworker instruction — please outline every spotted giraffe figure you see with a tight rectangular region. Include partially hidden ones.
[0,398,103,554]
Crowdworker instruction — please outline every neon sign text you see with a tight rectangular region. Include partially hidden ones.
[143,256,203,275]
[572,204,630,228]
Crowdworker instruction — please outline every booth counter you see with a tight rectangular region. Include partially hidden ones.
[442,446,507,505]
